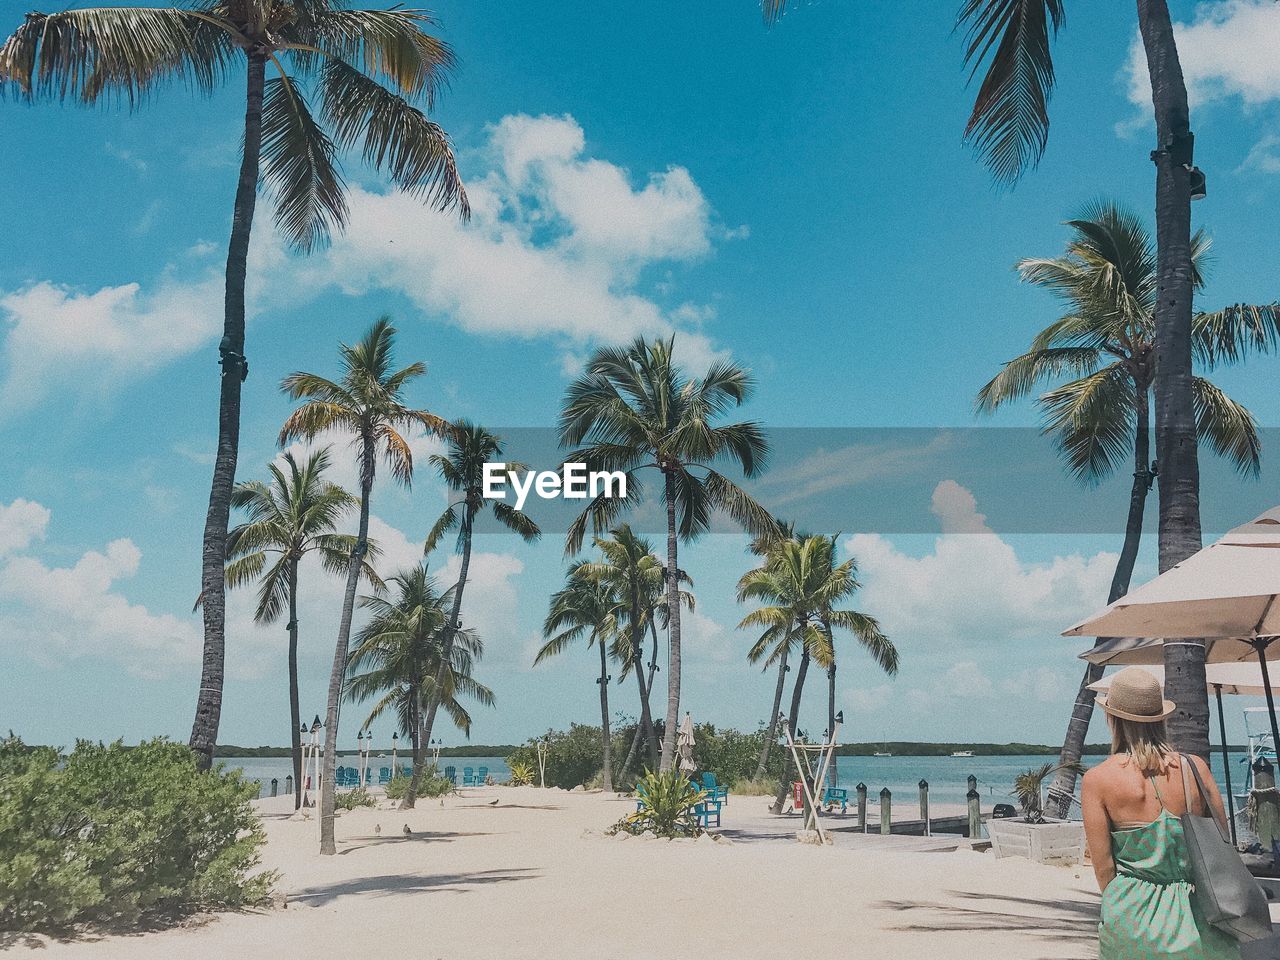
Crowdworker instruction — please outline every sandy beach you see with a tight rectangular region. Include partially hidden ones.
[5,785,1114,960]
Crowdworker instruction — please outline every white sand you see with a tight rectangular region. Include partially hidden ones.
[8,786,1109,959]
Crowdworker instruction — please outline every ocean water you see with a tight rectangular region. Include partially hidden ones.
[226,752,1245,807]
[226,755,511,796]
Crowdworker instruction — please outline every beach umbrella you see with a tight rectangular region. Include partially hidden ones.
[1065,506,1280,794]
[1086,661,1280,844]
[677,712,697,773]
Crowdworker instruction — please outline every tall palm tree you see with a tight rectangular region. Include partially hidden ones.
[760,0,1231,756]
[420,422,541,766]
[346,564,492,808]
[280,316,446,854]
[535,563,623,791]
[977,202,1275,812]
[738,534,896,813]
[744,520,794,780]
[561,337,776,771]
[0,1,469,770]
[222,447,380,809]
[579,525,692,777]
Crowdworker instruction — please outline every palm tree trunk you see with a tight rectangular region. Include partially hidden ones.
[402,686,421,809]
[1047,389,1153,817]
[754,646,789,780]
[660,471,681,773]
[597,640,614,792]
[647,619,661,756]
[632,622,659,770]
[771,645,811,814]
[1137,0,1209,760]
[320,446,373,855]
[827,659,838,787]
[189,52,266,771]
[421,508,474,751]
[288,558,302,810]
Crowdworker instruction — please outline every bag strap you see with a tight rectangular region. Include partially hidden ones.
[1180,753,1230,844]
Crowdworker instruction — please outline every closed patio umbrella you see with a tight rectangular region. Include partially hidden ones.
[1065,506,1280,813]
[1086,661,1280,844]
[677,712,697,773]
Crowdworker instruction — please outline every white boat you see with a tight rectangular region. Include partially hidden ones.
[873,751,892,757]
[950,750,974,758]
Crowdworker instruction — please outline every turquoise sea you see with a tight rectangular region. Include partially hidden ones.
[227,752,1247,807]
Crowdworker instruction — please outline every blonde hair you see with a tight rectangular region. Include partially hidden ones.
[1109,714,1172,776]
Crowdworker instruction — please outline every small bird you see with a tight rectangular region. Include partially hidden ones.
[374,823,381,835]
[489,798,500,806]
[402,824,412,837]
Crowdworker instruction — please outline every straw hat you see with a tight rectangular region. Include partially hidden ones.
[1095,666,1175,722]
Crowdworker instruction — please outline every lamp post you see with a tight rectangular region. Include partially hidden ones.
[391,731,399,776]
[299,722,310,807]
[356,731,365,787]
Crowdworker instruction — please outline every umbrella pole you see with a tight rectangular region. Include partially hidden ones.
[1253,639,1280,768]
[1213,684,1237,846]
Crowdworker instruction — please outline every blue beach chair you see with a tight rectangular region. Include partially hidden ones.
[693,799,722,828]
[701,772,728,804]
[444,765,457,784]
[477,766,489,784]
[462,766,476,786]
[378,767,391,784]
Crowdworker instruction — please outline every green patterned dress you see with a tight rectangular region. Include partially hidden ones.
[1099,781,1240,960]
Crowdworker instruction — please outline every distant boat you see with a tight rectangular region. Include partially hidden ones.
[873,751,893,757]
[950,750,974,758]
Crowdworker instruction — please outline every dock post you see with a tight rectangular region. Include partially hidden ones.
[918,779,930,836]
[285,774,293,795]
[880,787,892,835]
[856,782,867,831]
[270,778,278,797]
[967,778,982,840]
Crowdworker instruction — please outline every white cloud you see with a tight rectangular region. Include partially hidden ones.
[0,525,200,678]
[0,273,221,414]
[844,481,1117,649]
[1125,1,1280,111]
[440,549,523,647]
[848,683,892,714]
[1238,133,1280,174]
[0,499,50,556]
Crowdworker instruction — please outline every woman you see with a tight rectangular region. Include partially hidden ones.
[1082,666,1238,960]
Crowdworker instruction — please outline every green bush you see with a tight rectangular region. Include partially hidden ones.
[0,736,272,932]
[506,760,535,786]
[613,769,705,838]
[508,723,624,790]
[335,787,374,811]
[693,723,783,785]
[728,776,777,796]
[383,765,455,802]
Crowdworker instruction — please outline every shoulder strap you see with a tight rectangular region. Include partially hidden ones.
[1180,753,1230,844]
[1148,774,1167,810]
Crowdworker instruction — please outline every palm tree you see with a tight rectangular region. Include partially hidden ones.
[578,525,693,778]
[0,2,469,770]
[346,564,493,808]
[420,422,541,768]
[536,563,623,791]
[561,337,776,770]
[280,317,446,854]
[222,448,380,809]
[738,534,896,812]
[744,520,794,780]
[760,0,1229,756]
[977,202,1275,812]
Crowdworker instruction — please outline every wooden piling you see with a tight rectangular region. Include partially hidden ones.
[285,774,293,795]
[856,782,867,830]
[967,781,982,840]
[880,787,892,835]
[918,779,930,836]
[270,778,278,797]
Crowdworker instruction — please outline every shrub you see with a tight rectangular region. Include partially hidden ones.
[508,724,616,790]
[693,723,783,785]
[335,787,374,811]
[728,776,777,796]
[0,736,272,932]
[506,760,535,786]
[613,769,705,838]
[383,766,454,802]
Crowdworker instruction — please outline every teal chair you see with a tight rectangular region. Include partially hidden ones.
[701,772,728,804]
[378,767,391,784]
[462,766,476,786]
[477,766,489,784]
[443,765,457,784]
[693,799,722,828]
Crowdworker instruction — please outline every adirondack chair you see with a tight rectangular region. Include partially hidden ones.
[378,767,391,784]
[822,786,849,813]
[477,766,489,784]
[443,765,457,784]
[462,766,476,786]
[693,798,722,828]
[701,772,728,804]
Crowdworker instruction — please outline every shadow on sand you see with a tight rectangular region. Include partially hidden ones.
[875,890,1100,959]
[290,868,538,907]
[339,830,494,853]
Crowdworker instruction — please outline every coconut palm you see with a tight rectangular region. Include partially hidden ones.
[222,448,380,808]
[420,422,541,766]
[535,563,624,791]
[280,316,446,854]
[738,534,896,812]
[0,1,468,769]
[743,519,794,780]
[759,0,1239,757]
[561,337,776,771]
[346,564,492,808]
[977,202,1275,812]
[578,525,693,777]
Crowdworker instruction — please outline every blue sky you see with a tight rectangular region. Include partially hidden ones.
[3,0,1280,752]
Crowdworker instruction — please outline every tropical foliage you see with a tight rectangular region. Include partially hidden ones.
[561,336,775,770]
[0,737,271,932]
[615,769,706,838]
[1013,761,1081,824]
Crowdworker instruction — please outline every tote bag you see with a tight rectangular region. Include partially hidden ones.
[1180,754,1274,943]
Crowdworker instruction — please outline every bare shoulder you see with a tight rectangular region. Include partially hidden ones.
[1083,756,1122,789]
[1185,753,1214,782]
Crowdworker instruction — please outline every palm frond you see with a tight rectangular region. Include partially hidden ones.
[1193,377,1261,477]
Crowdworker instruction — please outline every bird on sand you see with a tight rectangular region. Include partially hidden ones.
[402,824,412,837]
[374,823,381,835]
[489,798,500,806]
